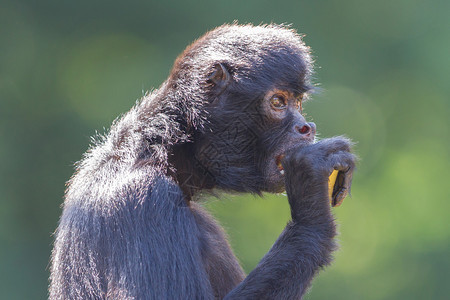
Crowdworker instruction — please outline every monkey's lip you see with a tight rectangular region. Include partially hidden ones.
[274,142,312,175]
[275,155,285,171]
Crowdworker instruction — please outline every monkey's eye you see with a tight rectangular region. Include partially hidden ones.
[270,95,286,109]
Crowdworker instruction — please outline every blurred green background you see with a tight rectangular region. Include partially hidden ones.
[1,0,449,299]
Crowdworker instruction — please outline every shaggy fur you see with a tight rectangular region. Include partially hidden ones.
[50,24,355,299]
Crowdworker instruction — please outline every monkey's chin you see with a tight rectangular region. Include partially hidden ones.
[262,167,287,193]
[263,180,286,193]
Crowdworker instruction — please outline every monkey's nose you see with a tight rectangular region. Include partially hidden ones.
[298,124,310,134]
[295,122,316,137]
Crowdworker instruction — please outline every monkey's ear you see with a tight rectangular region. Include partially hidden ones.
[208,63,231,91]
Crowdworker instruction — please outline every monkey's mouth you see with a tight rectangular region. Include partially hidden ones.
[275,155,285,175]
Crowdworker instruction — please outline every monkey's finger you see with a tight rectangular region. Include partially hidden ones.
[331,171,353,207]
[327,152,356,207]
[327,151,356,171]
[316,136,354,155]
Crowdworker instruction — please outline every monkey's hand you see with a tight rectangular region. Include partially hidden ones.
[282,136,356,224]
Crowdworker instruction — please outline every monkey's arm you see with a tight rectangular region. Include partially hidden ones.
[224,222,335,299]
[225,137,355,299]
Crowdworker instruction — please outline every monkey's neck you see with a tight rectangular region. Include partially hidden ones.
[167,143,215,201]
[103,88,212,200]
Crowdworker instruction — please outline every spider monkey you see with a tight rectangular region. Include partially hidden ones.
[50,24,355,299]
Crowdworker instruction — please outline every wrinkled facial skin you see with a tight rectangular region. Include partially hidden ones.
[259,88,316,192]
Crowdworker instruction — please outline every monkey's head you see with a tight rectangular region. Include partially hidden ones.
[166,24,316,194]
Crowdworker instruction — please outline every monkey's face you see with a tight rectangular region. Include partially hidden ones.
[258,88,316,193]
[194,86,315,194]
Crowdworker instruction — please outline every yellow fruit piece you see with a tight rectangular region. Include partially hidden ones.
[328,169,339,202]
